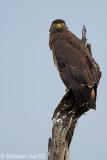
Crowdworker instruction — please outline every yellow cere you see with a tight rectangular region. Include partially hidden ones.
[53,23,64,29]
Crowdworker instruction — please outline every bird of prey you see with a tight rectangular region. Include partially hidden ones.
[49,19,101,109]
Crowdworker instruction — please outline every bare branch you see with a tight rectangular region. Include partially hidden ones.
[48,90,90,160]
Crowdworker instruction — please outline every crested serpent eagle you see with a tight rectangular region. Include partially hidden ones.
[49,19,101,109]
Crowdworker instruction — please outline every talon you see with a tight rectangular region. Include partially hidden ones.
[91,89,95,98]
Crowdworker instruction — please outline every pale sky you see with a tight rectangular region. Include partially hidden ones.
[0,0,106,160]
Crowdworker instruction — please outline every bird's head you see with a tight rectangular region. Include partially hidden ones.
[49,19,68,32]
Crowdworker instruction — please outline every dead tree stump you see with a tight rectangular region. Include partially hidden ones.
[48,89,91,160]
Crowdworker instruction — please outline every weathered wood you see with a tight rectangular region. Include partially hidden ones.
[48,89,90,160]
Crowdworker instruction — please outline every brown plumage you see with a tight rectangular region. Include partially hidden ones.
[49,19,101,109]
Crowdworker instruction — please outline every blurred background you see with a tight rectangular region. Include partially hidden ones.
[0,0,106,159]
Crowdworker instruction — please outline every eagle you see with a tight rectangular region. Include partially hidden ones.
[49,19,101,109]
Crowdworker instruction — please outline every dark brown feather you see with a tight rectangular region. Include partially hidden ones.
[49,27,101,108]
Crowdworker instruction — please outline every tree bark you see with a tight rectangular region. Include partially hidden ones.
[48,89,90,160]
